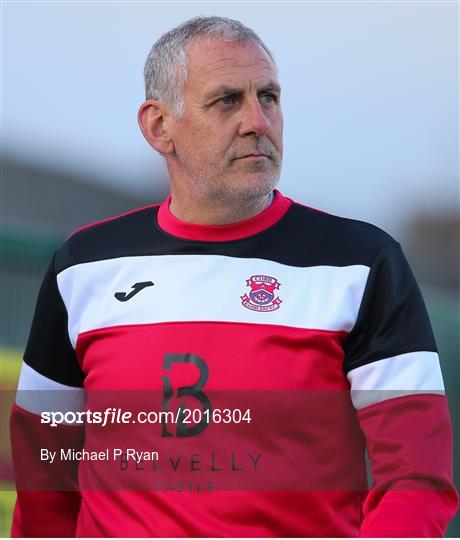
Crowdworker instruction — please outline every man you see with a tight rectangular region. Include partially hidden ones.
[11,16,458,537]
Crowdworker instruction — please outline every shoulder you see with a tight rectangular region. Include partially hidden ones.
[54,204,160,274]
[279,198,396,267]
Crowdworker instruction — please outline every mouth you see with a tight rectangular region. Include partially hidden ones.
[235,154,269,160]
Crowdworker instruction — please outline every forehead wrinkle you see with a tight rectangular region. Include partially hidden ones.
[204,54,273,68]
[188,42,275,78]
[195,62,275,82]
[188,38,273,66]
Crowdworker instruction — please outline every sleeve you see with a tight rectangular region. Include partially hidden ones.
[343,241,459,537]
[10,253,86,537]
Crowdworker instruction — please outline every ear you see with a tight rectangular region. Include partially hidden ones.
[137,99,175,155]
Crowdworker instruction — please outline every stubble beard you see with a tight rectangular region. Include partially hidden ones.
[179,152,282,205]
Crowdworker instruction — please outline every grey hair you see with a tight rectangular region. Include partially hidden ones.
[143,16,276,118]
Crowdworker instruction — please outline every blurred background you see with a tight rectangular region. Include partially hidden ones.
[1,1,459,536]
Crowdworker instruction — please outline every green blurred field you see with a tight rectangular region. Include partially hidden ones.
[0,488,15,538]
[1,348,21,538]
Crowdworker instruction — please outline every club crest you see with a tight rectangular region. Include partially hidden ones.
[241,275,282,312]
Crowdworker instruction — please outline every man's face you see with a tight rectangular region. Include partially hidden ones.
[168,38,283,202]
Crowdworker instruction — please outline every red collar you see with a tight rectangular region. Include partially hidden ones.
[157,189,292,242]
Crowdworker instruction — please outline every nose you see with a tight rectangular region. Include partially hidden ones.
[238,97,270,137]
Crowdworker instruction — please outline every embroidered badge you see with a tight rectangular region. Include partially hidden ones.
[241,275,282,312]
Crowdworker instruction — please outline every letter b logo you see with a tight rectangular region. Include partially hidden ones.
[162,353,211,437]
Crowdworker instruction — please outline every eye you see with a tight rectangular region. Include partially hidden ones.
[217,95,235,106]
[261,94,277,104]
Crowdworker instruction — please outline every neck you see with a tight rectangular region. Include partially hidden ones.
[168,189,274,226]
